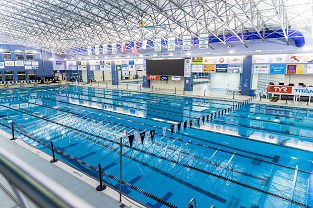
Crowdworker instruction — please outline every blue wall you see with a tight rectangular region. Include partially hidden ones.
[0,44,54,82]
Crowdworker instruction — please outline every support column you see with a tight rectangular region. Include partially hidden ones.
[184,58,193,91]
[241,55,253,96]
[111,61,118,85]
[142,76,150,88]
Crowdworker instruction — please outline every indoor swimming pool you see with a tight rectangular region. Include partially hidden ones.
[0,85,312,208]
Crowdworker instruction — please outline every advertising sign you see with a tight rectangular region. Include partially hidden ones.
[89,60,100,65]
[167,37,175,51]
[271,55,286,63]
[307,64,313,74]
[286,65,296,74]
[192,65,203,72]
[56,61,63,65]
[184,58,191,77]
[160,76,169,81]
[288,55,307,63]
[253,55,270,63]
[147,75,159,80]
[199,34,209,49]
[154,39,162,52]
[267,86,292,94]
[66,61,76,66]
[5,61,14,66]
[292,87,313,96]
[94,45,100,55]
[203,64,215,72]
[182,36,191,50]
[129,60,134,65]
[216,57,228,64]
[229,56,243,64]
[134,59,143,65]
[228,64,242,73]
[0,62,4,69]
[215,64,228,73]
[253,64,269,73]
[115,65,122,71]
[203,57,215,64]
[192,57,203,65]
[111,44,117,54]
[172,76,181,81]
[270,64,286,74]
[142,40,147,50]
[102,44,108,54]
[296,64,305,74]
[15,61,24,66]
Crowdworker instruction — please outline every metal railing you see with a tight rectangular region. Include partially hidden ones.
[0,147,93,208]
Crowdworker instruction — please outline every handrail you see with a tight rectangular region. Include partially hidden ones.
[0,147,93,208]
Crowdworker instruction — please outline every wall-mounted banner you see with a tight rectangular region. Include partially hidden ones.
[78,65,87,71]
[288,55,307,63]
[128,65,136,71]
[160,76,169,81]
[24,61,32,66]
[25,65,33,70]
[182,36,191,50]
[215,64,228,73]
[5,61,14,66]
[81,61,87,66]
[216,57,228,64]
[95,65,101,71]
[0,62,4,69]
[102,44,108,54]
[271,55,286,63]
[172,76,181,81]
[142,40,147,50]
[267,85,292,94]
[228,64,242,73]
[253,55,270,63]
[121,65,128,71]
[229,56,243,64]
[56,61,63,65]
[307,64,313,74]
[87,46,92,56]
[122,60,128,65]
[192,65,203,72]
[199,34,208,49]
[147,75,159,80]
[270,64,286,74]
[135,59,143,65]
[112,44,117,54]
[286,64,296,74]
[88,60,100,65]
[15,61,24,66]
[66,61,76,66]
[115,65,122,71]
[203,64,215,72]
[32,61,39,66]
[253,64,269,73]
[94,45,100,55]
[115,60,122,65]
[184,58,191,77]
[104,60,111,66]
[296,64,305,74]
[129,60,134,65]
[203,57,215,64]
[167,37,175,51]
[192,57,203,65]
[292,87,313,96]
[154,39,162,52]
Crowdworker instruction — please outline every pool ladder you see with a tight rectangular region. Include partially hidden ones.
[188,198,215,208]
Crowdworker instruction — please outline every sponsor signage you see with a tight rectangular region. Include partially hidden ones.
[115,65,122,71]
[203,64,215,72]
[147,75,159,80]
[203,57,215,64]
[215,64,228,73]
[56,61,63,65]
[199,34,209,49]
[192,65,203,72]
[271,55,286,63]
[154,39,162,52]
[184,58,191,77]
[228,64,242,73]
[5,61,14,66]
[286,65,296,74]
[192,57,203,65]
[292,87,313,96]
[253,64,269,73]
[160,76,169,81]
[296,64,305,74]
[0,62,4,69]
[15,61,24,66]
[307,64,313,74]
[182,36,191,50]
[171,76,181,81]
[270,64,286,74]
[167,37,175,51]
[267,86,292,94]
[253,55,270,63]
[288,55,307,63]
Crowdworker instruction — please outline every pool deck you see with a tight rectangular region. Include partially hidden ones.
[0,129,145,208]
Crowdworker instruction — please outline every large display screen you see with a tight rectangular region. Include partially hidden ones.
[146,59,184,75]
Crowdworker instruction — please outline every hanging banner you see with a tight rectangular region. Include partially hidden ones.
[296,64,305,74]
[87,46,92,56]
[184,58,191,77]
[253,64,269,74]
[142,40,147,50]
[167,37,175,51]
[192,65,203,72]
[112,44,117,54]
[121,43,126,53]
[270,64,286,74]
[203,64,215,72]
[132,41,138,54]
[228,64,242,73]
[182,36,191,50]
[0,62,4,69]
[286,65,296,74]
[199,34,208,49]
[203,57,215,64]
[192,57,203,65]
[215,64,228,73]
[102,44,108,55]
[154,39,162,52]
[94,45,100,55]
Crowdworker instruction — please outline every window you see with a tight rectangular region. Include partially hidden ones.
[15,53,24,60]
[26,53,34,60]
[4,71,14,82]
[27,71,36,80]
[2,52,12,60]
[18,71,26,80]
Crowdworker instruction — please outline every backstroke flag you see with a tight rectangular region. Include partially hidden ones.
[150,130,155,143]
[162,127,167,136]
[183,36,191,50]
[140,131,145,144]
[128,134,134,147]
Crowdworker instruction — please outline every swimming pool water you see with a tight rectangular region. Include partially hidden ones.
[0,85,312,208]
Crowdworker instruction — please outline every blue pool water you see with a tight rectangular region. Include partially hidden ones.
[0,85,312,208]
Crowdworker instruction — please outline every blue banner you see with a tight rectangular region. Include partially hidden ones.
[215,64,228,73]
[270,64,286,74]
